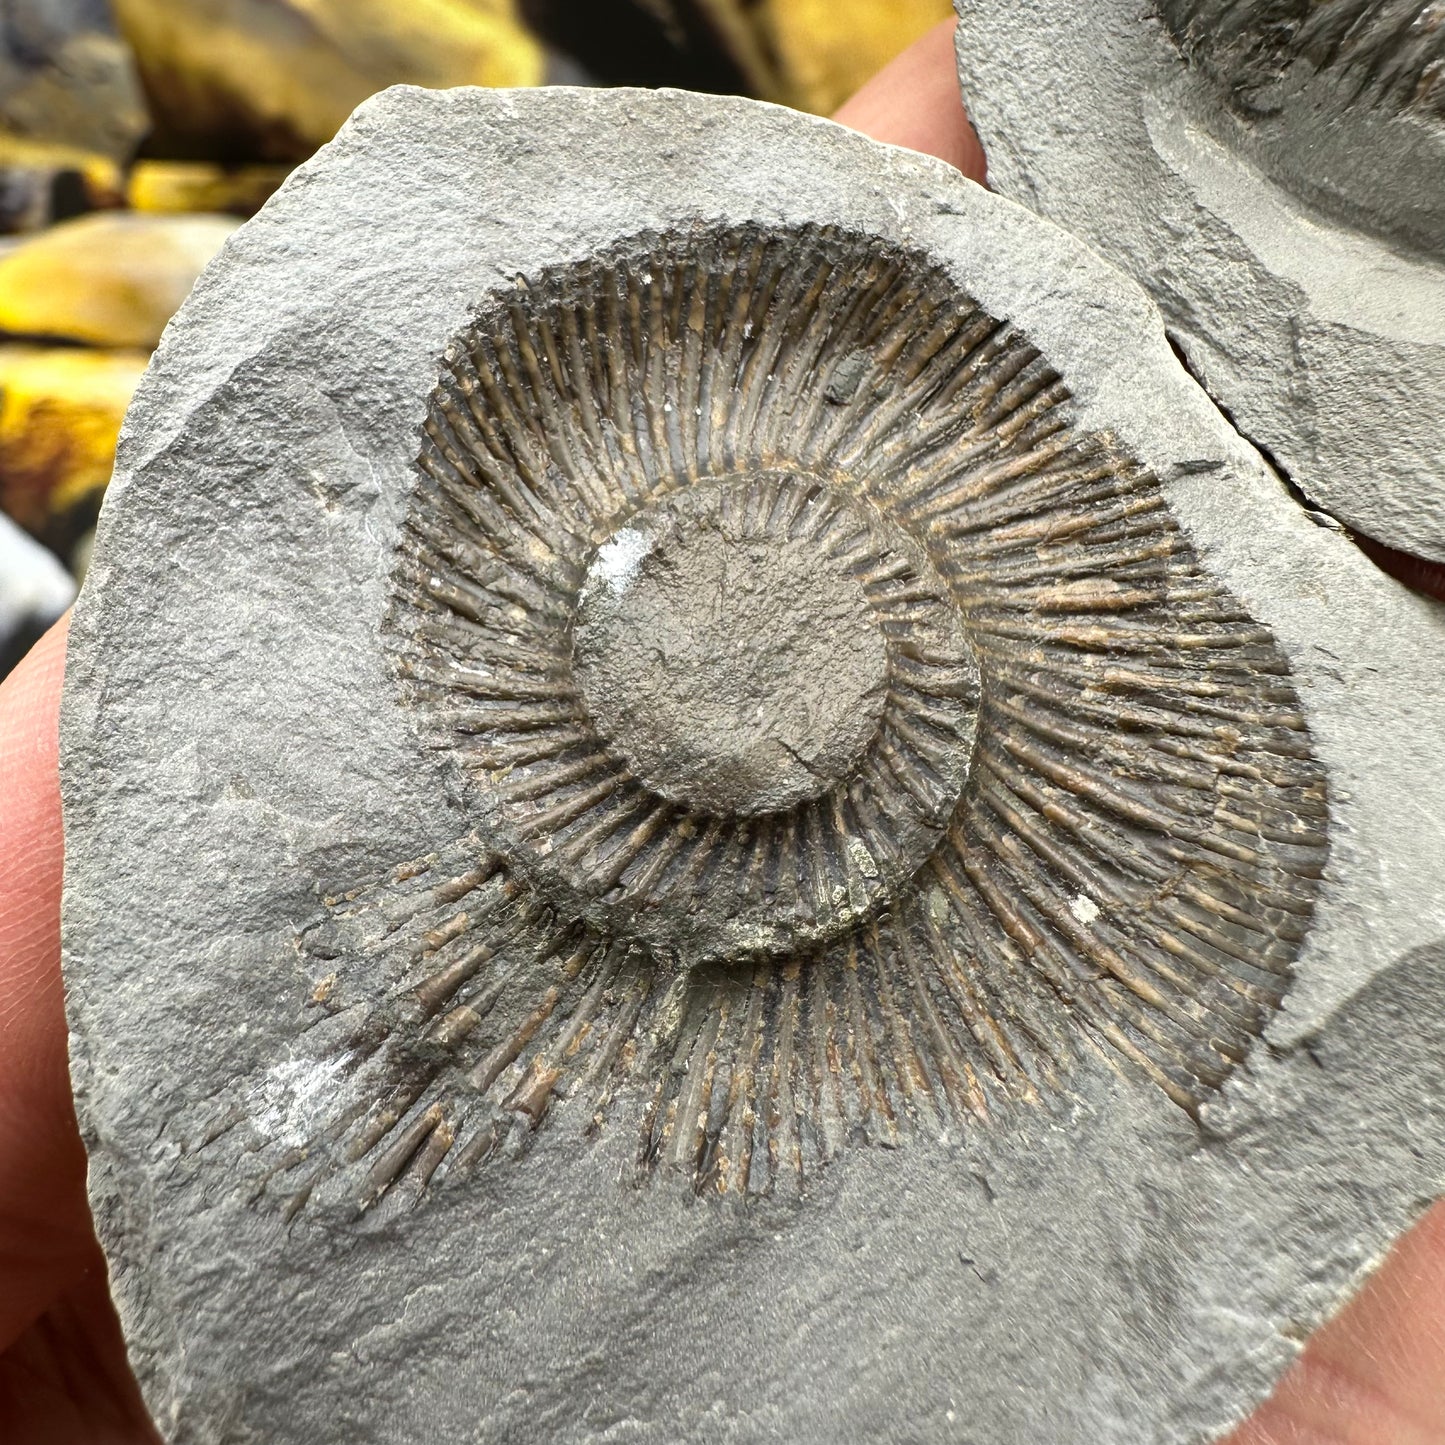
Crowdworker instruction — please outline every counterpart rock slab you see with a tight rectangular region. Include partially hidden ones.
[62,86,1445,1445]
[954,0,1445,562]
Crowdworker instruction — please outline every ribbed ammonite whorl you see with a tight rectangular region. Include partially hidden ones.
[281,221,1327,1214]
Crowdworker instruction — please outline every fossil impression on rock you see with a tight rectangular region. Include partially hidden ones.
[953,0,1445,565]
[1158,0,1445,252]
[271,221,1327,1217]
[1163,0,1445,119]
[60,88,1445,1445]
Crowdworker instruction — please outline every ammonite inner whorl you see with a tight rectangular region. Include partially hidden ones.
[286,220,1327,1212]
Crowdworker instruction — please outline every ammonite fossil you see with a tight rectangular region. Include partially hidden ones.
[60,88,1445,1445]
[263,219,1328,1216]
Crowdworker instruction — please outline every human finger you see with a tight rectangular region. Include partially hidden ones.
[0,1263,161,1444]
[832,18,987,184]
[1221,1198,1445,1444]
[0,615,96,1355]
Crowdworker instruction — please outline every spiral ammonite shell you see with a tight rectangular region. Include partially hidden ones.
[277,221,1328,1214]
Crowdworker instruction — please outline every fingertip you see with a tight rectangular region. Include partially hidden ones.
[0,613,90,1352]
[1222,1198,1445,1443]
[0,609,72,1031]
[832,19,987,186]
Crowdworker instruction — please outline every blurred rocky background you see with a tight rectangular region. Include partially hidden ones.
[0,0,950,678]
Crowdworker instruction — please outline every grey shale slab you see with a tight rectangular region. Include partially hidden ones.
[954,0,1445,563]
[62,85,1445,1445]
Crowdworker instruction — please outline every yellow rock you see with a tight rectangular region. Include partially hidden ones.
[0,212,237,348]
[111,0,545,163]
[698,0,953,115]
[0,345,148,536]
[128,160,293,217]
